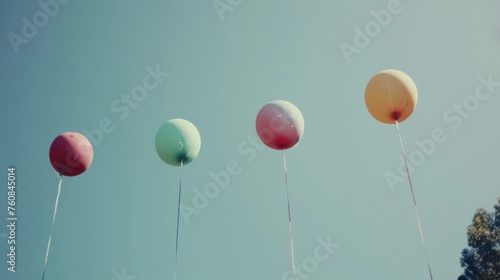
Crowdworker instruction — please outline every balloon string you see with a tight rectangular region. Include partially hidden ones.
[174,160,183,280]
[283,152,297,280]
[395,121,434,280]
[42,175,63,280]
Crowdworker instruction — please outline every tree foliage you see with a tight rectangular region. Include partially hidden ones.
[459,197,500,280]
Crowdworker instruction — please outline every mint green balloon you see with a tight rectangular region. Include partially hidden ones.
[155,119,201,166]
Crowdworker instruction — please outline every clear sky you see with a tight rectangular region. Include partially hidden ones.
[1,1,499,280]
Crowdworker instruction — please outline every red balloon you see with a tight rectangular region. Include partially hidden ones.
[255,100,305,150]
[49,132,93,177]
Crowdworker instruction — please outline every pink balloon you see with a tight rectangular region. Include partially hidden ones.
[49,132,93,177]
[255,100,305,150]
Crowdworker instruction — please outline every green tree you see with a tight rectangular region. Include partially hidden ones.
[458,196,500,280]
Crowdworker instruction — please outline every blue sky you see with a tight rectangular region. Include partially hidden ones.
[1,1,499,280]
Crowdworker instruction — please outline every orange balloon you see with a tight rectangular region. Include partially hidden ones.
[365,69,418,124]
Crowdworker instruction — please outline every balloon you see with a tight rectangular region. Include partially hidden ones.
[256,100,305,150]
[365,69,418,124]
[155,119,201,166]
[49,132,94,177]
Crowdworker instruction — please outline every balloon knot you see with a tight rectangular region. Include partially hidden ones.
[391,111,401,120]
